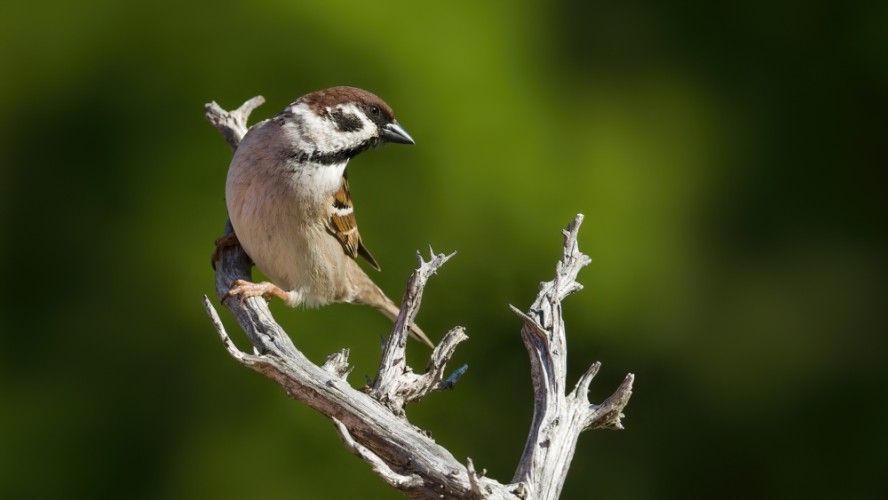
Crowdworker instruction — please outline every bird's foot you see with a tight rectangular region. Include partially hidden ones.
[227,279,289,303]
[211,231,241,270]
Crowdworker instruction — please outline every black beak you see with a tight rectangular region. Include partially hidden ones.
[382,121,415,144]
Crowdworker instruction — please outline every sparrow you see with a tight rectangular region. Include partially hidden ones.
[219,86,434,348]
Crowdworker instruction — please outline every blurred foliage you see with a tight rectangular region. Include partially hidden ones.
[1,0,886,498]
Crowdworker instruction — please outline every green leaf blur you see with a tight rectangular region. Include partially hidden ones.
[1,0,885,498]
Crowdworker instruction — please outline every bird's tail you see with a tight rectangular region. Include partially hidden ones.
[356,283,435,348]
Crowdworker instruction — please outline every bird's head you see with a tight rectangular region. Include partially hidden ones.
[278,86,414,163]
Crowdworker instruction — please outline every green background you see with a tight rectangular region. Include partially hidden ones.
[1,0,885,498]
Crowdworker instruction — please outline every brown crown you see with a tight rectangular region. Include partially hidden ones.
[300,86,395,121]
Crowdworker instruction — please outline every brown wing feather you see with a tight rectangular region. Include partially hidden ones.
[327,171,381,271]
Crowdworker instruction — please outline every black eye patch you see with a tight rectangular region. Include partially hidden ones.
[329,109,364,132]
[363,104,392,127]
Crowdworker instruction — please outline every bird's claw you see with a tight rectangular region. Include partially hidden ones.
[211,231,241,270]
[226,279,287,304]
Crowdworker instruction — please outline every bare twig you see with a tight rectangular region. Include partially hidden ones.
[333,418,425,491]
[367,250,471,416]
[321,348,354,380]
[369,250,469,414]
[510,215,635,500]
[204,96,265,151]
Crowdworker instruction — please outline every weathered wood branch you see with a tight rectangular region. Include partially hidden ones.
[510,216,635,499]
[205,96,265,151]
[370,250,469,414]
[203,97,634,499]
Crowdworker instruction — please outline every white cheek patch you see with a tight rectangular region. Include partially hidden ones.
[289,102,378,154]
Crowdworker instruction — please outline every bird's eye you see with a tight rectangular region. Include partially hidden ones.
[368,105,380,117]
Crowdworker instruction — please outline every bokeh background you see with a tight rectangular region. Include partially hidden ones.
[1,0,886,498]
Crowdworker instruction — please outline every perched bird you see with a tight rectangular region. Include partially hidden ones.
[219,86,434,347]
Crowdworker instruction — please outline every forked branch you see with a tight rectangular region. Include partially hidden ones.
[203,97,633,499]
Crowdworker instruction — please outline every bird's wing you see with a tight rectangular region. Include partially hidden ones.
[326,170,381,271]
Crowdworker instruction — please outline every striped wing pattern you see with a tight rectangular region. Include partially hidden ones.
[327,170,381,271]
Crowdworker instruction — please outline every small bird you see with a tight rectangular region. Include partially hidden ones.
[219,86,434,348]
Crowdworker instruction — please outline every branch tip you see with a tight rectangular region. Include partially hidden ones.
[322,348,353,380]
[566,213,584,235]
[333,418,424,489]
[204,95,265,150]
[571,361,602,401]
[237,95,265,115]
[416,247,456,273]
[202,295,247,362]
[510,304,549,344]
[585,373,635,430]
[467,457,484,498]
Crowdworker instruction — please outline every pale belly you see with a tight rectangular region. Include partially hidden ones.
[231,204,360,308]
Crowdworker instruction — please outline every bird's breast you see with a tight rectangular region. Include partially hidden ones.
[226,141,355,305]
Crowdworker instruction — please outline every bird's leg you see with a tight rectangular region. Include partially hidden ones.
[226,279,290,303]
[211,231,242,269]
[215,232,289,303]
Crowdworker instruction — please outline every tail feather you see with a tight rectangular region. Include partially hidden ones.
[376,298,436,349]
[355,282,435,348]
